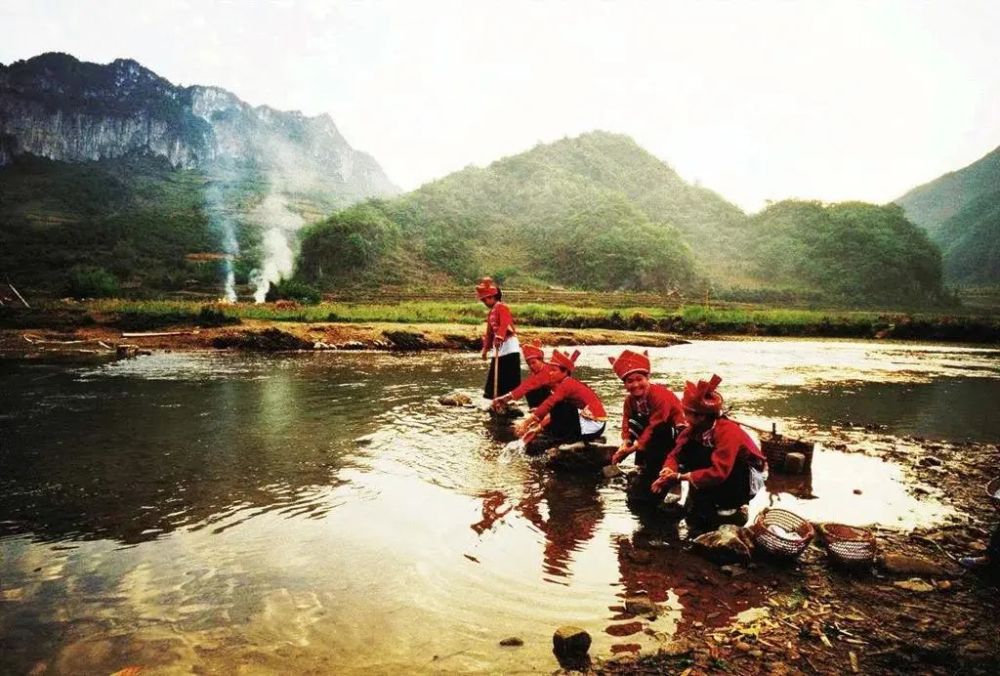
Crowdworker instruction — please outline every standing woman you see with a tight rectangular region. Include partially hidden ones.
[477,277,521,400]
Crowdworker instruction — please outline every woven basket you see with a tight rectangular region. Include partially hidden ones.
[751,508,815,558]
[761,434,815,473]
[988,476,1000,512]
[817,523,877,566]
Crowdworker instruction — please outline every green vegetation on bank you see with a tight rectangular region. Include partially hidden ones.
[26,298,991,343]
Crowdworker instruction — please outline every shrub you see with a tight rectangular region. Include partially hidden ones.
[65,266,120,298]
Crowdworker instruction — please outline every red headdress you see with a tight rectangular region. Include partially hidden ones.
[608,349,650,380]
[549,348,581,373]
[522,341,545,361]
[475,276,500,300]
[681,374,724,416]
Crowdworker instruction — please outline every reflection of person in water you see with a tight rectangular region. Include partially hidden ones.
[652,374,767,530]
[607,349,685,504]
[470,469,605,579]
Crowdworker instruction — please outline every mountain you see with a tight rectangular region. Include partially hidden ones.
[0,52,398,296]
[296,131,946,304]
[0,52,397,198]
[895,146,1000,285]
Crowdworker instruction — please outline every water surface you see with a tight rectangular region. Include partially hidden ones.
[1,339,996,673]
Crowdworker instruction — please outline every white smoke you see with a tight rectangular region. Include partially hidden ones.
[250,193,304,302]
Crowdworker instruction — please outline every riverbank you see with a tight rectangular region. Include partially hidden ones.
[1,298,997,359]
[596,427,1000,675]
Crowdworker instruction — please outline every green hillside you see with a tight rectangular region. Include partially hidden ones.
[0,153,342,295]
[298,132,947,305]
[749,201,944,304]
[895,146,1000,285]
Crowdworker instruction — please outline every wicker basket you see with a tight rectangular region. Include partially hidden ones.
[751,508,815,558]
[761,433,815,473]
[817,523,877,566]
[988,476,1000,512]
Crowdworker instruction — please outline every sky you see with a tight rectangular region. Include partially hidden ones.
[1,0,999,212]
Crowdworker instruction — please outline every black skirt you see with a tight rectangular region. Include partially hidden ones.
[483,352,521,398]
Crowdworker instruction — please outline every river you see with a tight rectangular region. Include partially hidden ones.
[1,338,998,674]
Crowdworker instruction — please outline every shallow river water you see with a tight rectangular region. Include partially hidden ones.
[1,339,998,674]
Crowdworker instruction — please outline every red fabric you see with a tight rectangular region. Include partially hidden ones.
[475,277,499,300]
[534,377,607,421]
[662,417,766,488]
[482,302,515,351]
[549,349,580,372]
[681,374,724,415]
[609,349,650,380]
[621,383,684,450]
[508,365,558,401]
[522,343,544,361]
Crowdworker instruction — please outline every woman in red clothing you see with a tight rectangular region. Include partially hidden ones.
[493,341,552,411]
[514,349,607,448]
[607,349,686,503]
[476,277,521,399]
[652,374,767,528]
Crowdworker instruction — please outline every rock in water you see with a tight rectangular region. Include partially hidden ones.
[544,443,615,472]
[893,578,935,593]
[624,594,658,618]
[438,392,472,406]
[552,625,591,667]
[499,637,523,647]
[693,525,754,564]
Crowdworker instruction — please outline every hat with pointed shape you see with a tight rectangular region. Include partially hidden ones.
[550,348,581,373]
[681,374,724,415]
[608,349,650,380]
[475,276,500,300]
[522,341,545,361]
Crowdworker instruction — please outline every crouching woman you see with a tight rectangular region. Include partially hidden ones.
[514,349,607,449]
[651,374,767,529]
[607,349,685,503]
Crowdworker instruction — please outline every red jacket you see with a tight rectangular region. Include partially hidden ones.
[534,377,607,421]
[622,383,685,450]
[483,302,515,351]
[662,417,766,488]
[507,365,558,402]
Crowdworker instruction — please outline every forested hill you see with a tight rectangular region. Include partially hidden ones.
[297,132,947,305]
[895,146,1000,285]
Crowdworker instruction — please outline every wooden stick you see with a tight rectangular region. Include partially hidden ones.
[492,343,500,399]
[8,282,30,308]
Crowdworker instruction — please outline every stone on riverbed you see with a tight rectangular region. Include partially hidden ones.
[552,625,591,667]
[692,525,755,564]
[624,594,658,618]
[438,392,473,407]
[544,442,615,472]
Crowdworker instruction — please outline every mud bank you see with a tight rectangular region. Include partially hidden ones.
[0,319,687,360]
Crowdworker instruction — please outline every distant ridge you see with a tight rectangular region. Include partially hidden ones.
[895,146,1000,285]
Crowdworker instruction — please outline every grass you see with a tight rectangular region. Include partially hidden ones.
[68,298,999,343]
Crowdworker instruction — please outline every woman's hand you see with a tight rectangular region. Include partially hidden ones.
[481,347,489,361]
[651,467,679,493]
[492,395,511,412]
[514,415,537,438]
[611,442,634,465]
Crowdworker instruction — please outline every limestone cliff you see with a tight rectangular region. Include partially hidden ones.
[0,52,398,200]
